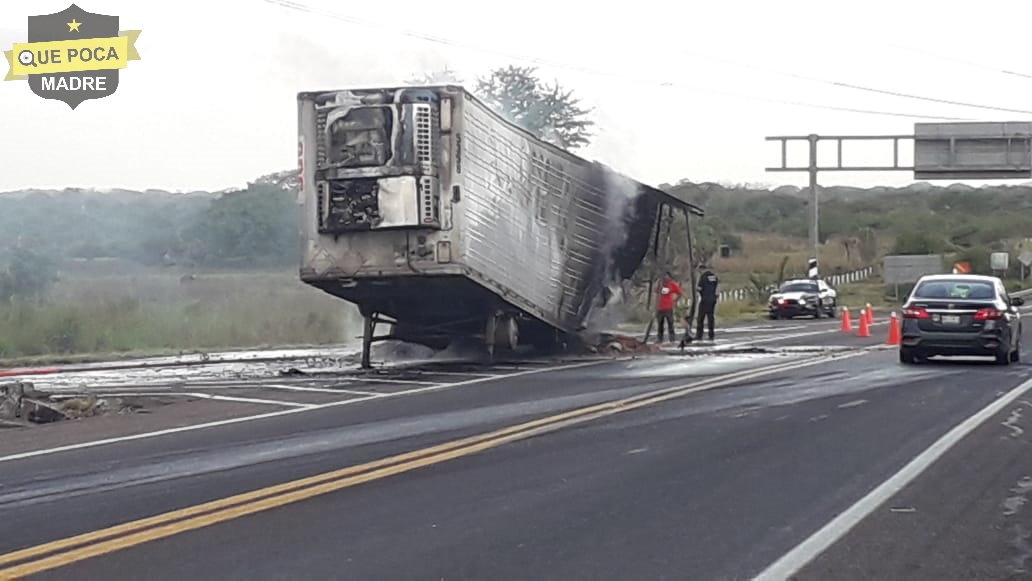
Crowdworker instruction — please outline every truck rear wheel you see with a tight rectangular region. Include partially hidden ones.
[485,313,519,359]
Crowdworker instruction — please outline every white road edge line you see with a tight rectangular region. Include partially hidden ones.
[417,371,498,377]
[336,389,388,397]
[0,359,608,463]
[335,377,440,385]
[753,374,1032,581]
[201,395,314,409]
[96,392,314,409]
[260,384,385,397]
[723,322,890,349]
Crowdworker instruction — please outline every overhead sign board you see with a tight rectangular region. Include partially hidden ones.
[883,254,945,284]
[914,122,1032,180]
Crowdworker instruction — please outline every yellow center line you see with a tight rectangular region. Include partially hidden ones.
[0,351,865,578]
[0,396,617,568]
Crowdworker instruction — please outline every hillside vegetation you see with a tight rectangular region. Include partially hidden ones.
[657,180,1032,279]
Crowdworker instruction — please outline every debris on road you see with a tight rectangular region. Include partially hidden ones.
[1,381,66,424]
[60,394,114,419]
[591,333,662,355]
[0,380,141,426]
[22,399,67,424]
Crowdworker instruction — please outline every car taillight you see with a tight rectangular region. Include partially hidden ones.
[777,299,787,305]
[902,307,930,319]
[974,308,1003,321]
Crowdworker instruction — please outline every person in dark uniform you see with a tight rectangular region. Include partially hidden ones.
[696,266,719,341]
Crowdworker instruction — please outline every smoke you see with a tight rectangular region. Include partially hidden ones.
[580,168,645,339]
[370,336,486,365]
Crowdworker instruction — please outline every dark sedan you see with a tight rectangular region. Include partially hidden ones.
[899,274,1023,365]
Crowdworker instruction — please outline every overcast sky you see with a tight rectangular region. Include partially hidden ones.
[3,0,1032,192]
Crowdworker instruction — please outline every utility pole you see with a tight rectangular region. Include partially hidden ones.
[807,134,819,277]
[767,133,914,280]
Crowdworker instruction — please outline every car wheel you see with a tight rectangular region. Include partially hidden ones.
[899,347,918,364]
[1010,342,1021,363]
[996,347,1011,366]
[814,304,822,319]
[827,304,837,319]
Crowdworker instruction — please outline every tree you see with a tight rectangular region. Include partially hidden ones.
[893,229,944,255]
[407,67,464,85]
[184,183,299,268]
[857,228,879,263]
[0,246,59,302]
[475,65,594,150]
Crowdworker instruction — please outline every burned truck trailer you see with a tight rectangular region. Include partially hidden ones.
[297,85,703,366]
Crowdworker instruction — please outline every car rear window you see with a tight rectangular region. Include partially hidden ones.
[913,280,996,300]
[781,283,817,293]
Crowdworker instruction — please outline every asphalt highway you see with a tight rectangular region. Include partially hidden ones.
[1,315,1030,580]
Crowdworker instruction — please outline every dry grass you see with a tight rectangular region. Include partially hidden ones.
[704,281,902,324]
[715,300,769,323]
[712,233,875,283]
[0,268,362,361]
[626,232,898,322]
[835,279,901,311]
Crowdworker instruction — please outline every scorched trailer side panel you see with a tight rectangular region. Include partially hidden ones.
[297,85,701,352]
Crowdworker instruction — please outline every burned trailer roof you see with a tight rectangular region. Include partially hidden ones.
[299,83,702,220]
[605,180,706,283]
[642,184,705,217]
[586,158,704,218]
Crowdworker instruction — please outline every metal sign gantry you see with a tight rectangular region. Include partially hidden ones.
[766,122,1032,278]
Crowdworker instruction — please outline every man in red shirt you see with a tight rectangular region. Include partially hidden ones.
[656,271,683,343]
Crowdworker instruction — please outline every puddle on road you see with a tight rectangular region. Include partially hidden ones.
[19,343,862,394]
[610,352,799,379]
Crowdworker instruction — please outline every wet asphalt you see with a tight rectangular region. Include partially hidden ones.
[1,315,1030,580]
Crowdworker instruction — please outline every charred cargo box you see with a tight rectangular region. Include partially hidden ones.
[297,86,702,362]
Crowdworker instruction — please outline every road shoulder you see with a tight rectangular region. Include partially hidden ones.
[796,385,1032,580]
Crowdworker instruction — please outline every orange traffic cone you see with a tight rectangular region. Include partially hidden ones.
[857,308,871,338]
[841,307,853,332]
[887,312,901,345]
[865,304,875,325]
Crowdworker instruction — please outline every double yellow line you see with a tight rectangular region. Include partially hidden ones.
[0,351,859,579]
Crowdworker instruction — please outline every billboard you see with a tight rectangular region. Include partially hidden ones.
[883,254,945,284]
[914,122,1032,180]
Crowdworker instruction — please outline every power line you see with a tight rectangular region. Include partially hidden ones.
[884,42,1032,81]
[263,0,973,122]
[673,49,1032,115]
